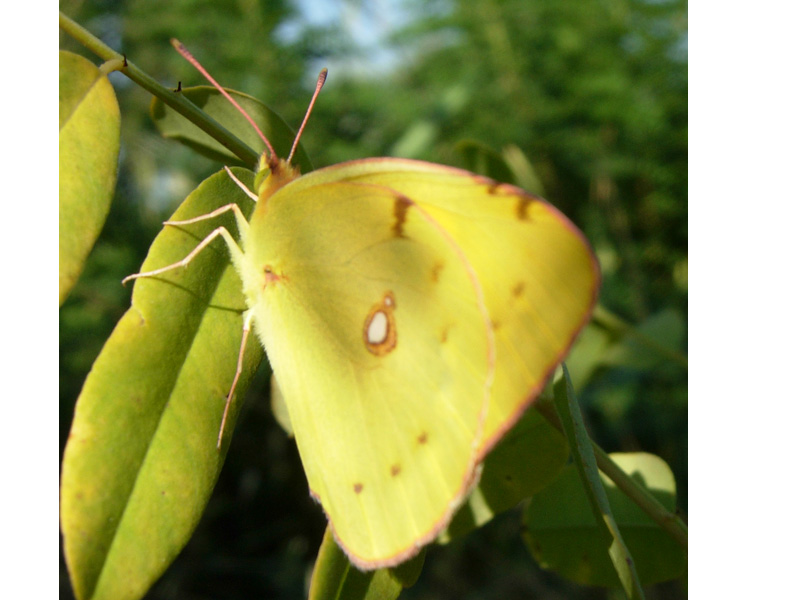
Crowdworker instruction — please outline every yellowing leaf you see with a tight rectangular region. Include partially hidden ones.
[59,50,120,305]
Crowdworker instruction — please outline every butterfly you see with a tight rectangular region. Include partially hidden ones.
[124,40,600,569]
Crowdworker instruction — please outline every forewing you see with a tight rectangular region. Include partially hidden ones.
[290,159,600,454]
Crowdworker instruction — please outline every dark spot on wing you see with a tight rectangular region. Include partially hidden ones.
[516,195,534,220]
[431,261,444,283]
[392,195,412,237]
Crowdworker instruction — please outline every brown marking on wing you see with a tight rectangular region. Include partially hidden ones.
[392,195,412,237]
[431,261,444,283]
[516,195,535,221]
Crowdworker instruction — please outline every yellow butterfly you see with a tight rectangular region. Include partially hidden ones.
[125,42,600,569]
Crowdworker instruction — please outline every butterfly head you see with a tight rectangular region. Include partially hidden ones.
[254,151,301,200]
[170,39,325,202]
[252,68,327,200]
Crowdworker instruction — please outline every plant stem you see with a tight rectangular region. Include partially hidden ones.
[536,399,688,551]
[593,305,689,370]
[59,11,260,166]
[593,443,688,547]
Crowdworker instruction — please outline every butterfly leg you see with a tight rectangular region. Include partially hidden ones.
[165,202,252,245]
[224,166,259,202]
[122,225,246,285]
[125,166,256,267]
[217,308,255,449]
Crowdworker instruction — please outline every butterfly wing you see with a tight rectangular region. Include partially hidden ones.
[242,177,493,567]
[284,158,601,452]
[240,157,599,568]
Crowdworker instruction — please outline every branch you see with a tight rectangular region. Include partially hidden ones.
[536,398,688,551]
[59,11,260,166]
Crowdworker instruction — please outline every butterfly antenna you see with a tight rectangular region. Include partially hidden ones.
[287,68,328,164]
[171,39,277,161]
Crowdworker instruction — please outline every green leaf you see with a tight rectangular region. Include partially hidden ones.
[308,527,424,600]
[598,307,687,370]
[500,145,545,196]
[151,86,313,173]
[59,50,120,305]
[563,319,614,392]
[442,408,568,541]
[549,366,645,599]
[455,140,516,184]
[455,141,545,196]
[525,452,686,587]
[566,307,688,392]
[60,168,264,600]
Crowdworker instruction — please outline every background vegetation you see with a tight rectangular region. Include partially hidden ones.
[59,0,687,597]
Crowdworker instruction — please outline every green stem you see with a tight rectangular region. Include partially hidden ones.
[59,11,260,166]
[593,443,688,548]
[593,305,689,370]
[536,399,688,551]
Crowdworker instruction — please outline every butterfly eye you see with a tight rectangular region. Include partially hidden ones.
[363,292,397,356]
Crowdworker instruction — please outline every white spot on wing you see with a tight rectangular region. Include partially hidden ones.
[367,311,388,344]
[363,292,397,356]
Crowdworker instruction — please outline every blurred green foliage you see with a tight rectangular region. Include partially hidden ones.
[60,0,686,598]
